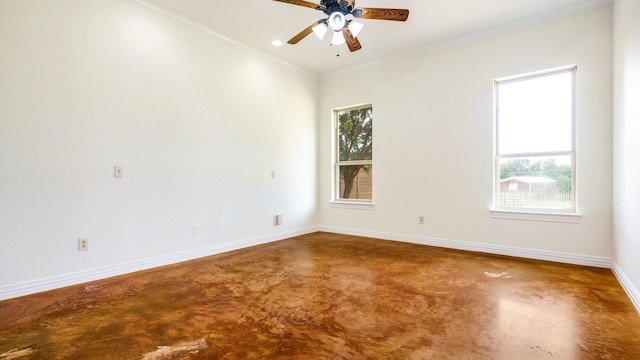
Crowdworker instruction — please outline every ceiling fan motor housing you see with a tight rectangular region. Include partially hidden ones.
[320,0,354,15]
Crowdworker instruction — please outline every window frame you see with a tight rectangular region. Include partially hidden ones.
[331,103,374,207]
[491,65,581,223]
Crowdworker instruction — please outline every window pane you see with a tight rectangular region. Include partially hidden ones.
[338,165,372,200]
[338,107,373,162]
[497,71,573,154]
[498,155,572,210]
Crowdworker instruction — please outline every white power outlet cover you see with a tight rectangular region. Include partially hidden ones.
[78,238,88,251]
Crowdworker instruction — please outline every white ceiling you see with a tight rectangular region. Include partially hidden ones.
[135,0,610,76]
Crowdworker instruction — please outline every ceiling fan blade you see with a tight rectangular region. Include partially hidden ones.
[273,0,322,10]
[354,8,409,21]
[287,21,321,44]
[341,27,362,52]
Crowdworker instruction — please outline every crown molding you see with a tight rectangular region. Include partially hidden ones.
[323,0,613,79]
[131,0,319,79]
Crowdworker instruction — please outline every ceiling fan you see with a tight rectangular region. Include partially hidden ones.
[273,0,409,52]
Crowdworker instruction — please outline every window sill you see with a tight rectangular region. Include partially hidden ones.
[490,209,581,224]
[330,201,375,210]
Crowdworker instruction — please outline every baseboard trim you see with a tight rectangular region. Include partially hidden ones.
[611,261,640,313]
[316,225,612,268]
[0,226,621,302]
[0,227,319,301]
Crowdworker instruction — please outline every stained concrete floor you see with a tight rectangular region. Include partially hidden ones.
[1,232,639,359]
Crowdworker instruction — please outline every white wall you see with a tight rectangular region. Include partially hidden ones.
[0,0,318,289]
[0,1,620,300]
[613,0,640,304]
[319,6,613,258]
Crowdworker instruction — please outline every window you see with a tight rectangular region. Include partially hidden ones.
[494,66,577,215]
[333,105,373,203]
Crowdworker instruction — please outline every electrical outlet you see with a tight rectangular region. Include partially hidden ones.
[192,225,200,234]
[114,165,123,178]
[418,216,425,225]
[78,238,88,251]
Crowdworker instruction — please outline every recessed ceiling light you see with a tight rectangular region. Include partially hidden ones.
[272,40,283,46]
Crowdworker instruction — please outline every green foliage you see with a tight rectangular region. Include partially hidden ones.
[338,107,373,162]
[338,107,373,198]
[556,175,571,193]
[500,158,572,193]
[499,158,531,179]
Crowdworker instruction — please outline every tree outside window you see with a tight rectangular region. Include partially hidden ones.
[335,105,373,201]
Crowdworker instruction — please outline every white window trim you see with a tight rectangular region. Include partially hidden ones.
[331,103,374,206]
[492,65,579,220]
[490,209,581,223]
[330,200,375,210]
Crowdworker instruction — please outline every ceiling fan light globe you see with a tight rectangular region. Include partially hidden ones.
[349,21,363,37]
[331,31,346,46]
[328,12,346,31]
[312,23,328,40]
